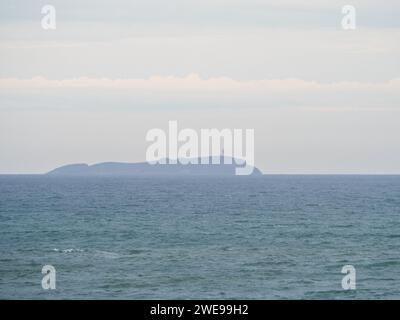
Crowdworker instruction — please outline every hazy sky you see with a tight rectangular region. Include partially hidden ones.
[1,0,400,173]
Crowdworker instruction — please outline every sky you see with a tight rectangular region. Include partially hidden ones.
[0,0,400,174]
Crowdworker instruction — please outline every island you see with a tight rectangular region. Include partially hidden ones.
[46,157,262,176]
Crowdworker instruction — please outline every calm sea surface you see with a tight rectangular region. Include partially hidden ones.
[0,175,399,299]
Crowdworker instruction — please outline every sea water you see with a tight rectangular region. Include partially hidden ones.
[0,175,399,299]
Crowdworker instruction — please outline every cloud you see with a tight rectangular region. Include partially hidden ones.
[1,75,399,111]
[1,0,400,30]
[1,74,400,91]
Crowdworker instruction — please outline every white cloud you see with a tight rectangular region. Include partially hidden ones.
[1,75,399,111]
[1,74,400,91]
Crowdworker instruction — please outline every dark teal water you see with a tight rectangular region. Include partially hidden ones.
[0,175,399,299]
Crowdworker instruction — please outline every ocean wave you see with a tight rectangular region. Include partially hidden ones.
[53,248,84,253]
[93,250,121,259]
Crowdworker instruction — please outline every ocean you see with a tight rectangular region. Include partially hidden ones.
[0,175,399,299]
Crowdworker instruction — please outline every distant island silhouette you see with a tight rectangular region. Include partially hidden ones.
[47,157,262,176]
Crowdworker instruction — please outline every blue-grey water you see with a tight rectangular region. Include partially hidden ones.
[0,175,399,299]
